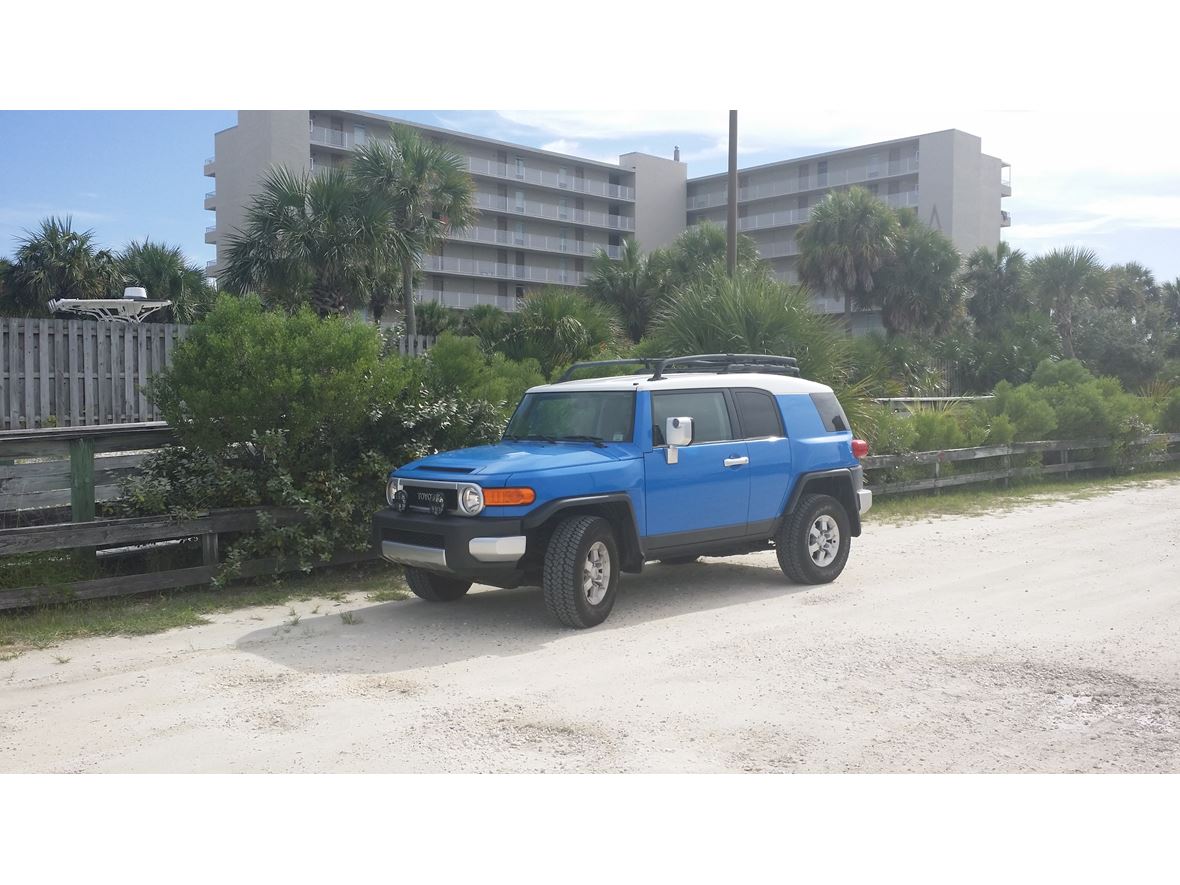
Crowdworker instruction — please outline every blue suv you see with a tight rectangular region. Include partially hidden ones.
[373,354,871,628]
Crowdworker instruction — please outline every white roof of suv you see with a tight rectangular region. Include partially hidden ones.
[529,372,834,395]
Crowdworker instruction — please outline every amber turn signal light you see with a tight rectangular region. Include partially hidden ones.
[483,487,536,506]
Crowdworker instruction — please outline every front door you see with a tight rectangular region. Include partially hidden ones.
[643,389,750,544]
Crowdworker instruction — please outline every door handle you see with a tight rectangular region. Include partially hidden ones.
[723,456,749,467]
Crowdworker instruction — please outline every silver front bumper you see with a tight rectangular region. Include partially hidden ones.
[381,541,447,570]
[857,488,872,514]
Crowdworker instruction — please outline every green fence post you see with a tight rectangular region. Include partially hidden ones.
[69,437,96,523]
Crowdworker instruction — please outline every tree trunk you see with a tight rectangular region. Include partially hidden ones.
[402,258,416,339]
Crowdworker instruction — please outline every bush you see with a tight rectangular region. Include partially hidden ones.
[422,333,544,411]
[121,295,508,576]
[864,404,918,454]
[1159,389,1180,432]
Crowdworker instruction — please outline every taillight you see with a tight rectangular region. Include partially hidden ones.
[851,439,869,459]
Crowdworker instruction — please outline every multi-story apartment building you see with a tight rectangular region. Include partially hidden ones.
[685,129,1011,326]
[204,110,686,311]
[204,114,1009,327]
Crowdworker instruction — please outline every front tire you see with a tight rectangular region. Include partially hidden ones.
[543,515,620,628]
[776,493,851,584]
[404,567,472,602]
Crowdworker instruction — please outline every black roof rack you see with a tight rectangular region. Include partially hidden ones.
[556,353,800,384]
[649,354,800,380]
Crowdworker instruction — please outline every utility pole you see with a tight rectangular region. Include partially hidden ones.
[726,110,737,277]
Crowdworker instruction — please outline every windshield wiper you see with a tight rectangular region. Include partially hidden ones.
[556,435,607,448]
[504,433,556,444]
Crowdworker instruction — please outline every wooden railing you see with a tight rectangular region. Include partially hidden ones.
[861,433,1180,495]
[0,422,175,517]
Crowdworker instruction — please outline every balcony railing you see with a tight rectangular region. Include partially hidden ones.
[466,157,635,201]
[472,192,635,231]
[688,155,921,210]
[205,191,215,200]
[758,239,800,259]
[310,126,354,150]
[423,254,585,286]
[449,226,622,259]
[205,260,218,274]
[1001,210,1012,227]
[205,225,216,234]
[731,190,919,233]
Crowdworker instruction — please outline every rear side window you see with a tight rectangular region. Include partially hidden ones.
[652,391,733,444]
[734,390,784,439]
[810,392,850,432]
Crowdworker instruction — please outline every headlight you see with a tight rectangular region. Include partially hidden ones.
[386,476,401,507]
[457,484,484,516]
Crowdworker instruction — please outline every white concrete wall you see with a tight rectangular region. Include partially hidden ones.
[620,151,687,250]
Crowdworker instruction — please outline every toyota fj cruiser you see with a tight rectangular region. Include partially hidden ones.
[373,354,871,628]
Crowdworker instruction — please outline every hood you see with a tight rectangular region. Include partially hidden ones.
[398,441,637,479]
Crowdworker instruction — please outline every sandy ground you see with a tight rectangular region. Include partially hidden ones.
[2,480,1178,773]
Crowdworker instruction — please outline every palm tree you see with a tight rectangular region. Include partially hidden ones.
[221,167,402,317]
[1107,261,1158,314]
[8,216,120,315]
[1029,247,1109,359]
[869,215,962,336]
[350,125,477,338]
[498,287,621,378]
[961,241,1031,332]
[649,221,764,294]
[648,267,848,384]
[796,187,900,334]
[118,240,214,323]
[585,239,663,343]
[459,304,512,351]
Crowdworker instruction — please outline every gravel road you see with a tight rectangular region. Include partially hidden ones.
[2,479,1178,773]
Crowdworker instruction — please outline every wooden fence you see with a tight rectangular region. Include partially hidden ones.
[0,318,189,429]
[0,317,436,430]
[861,433,1180,495]
[0,423,175,517]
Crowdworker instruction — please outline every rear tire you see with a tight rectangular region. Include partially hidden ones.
[404,567,472,602]
[776,493,851,584]
[543,515,619,628]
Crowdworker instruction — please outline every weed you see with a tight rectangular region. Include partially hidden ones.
[52,655,71,665]
[340,611,362,626]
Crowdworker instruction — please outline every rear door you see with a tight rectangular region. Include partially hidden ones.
[733,388,793,532]
[643,389,750,542]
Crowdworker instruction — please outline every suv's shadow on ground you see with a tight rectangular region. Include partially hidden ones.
[236,558,819,674]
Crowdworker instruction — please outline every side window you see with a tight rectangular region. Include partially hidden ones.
[810,392,851,432]
[735,390,784,439]
[652,391,732,445]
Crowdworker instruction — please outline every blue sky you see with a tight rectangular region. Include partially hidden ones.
[2,110,1177,282]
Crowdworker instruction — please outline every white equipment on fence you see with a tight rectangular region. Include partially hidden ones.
[48,287,172,323]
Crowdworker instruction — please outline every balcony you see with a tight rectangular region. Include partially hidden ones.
[204,225,217,244]
[449,225,622,259]
[203,191,216,210]
[204,156,215,177]
[1001,210,1012,228]
[423,254,585,287]
[465,157,635,202]
[205,260,218,275]
[1000,163,1012,197]
[687,155,921,211]
[758,239,800,260]
[310,125,354,151]
[472,192,635,231]
[738,206,813,233]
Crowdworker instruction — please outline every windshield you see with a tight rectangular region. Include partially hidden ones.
[505,391,635,443]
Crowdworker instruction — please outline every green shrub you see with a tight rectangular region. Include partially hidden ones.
[122,296,508,576]
[864,404,918,454]
[1160,389,1180,432]
[908,409,967,451]
[423,333,543,410]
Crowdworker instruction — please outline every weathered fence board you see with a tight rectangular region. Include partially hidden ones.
[862,433,1180,495]
[0,318,190,429]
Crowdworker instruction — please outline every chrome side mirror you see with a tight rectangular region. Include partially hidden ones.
[665,416,693,463]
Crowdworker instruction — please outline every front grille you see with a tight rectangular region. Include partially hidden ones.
[404,485,458,512]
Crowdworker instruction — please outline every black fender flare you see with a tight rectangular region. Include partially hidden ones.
[778,468,862,537]
[522,493,646,572]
